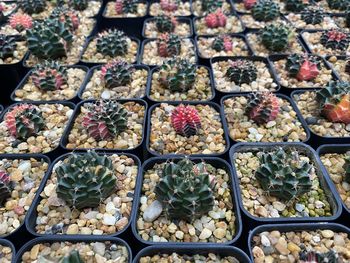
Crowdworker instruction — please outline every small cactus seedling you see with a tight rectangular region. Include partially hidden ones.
[157,33,181,57]
[115,0,138,14]
[160,0,180,11]
[0,34,17,60]
[82,100,128,141]
[96,29,129,57]
[4,104,45,140]
[255,147,313,201]
[316,81,350,124]
[225,59,258,85]
[158,58,196,92]
[251,0,280,22]
[320,29,350,51]
[155,15,177,33]
[70,0,88,11]
[243,0,257,10]
[31,61,68,91]
[0,171,11,206]
[100,60,134,89]
[299,249,340,263]
[9,13,33,31]
[18,0,46,14]
[285,0,308,12]
[155,158,214,222]
[55,151,116,209]
[260,23,294,52]
[301,7,324,25]
[50,6,80,32]
[326,0,348,11]
[286,53,322,81]
[211,35,233,52]
[171,104,201,137]
[245,92,280,124]
[204,9,227,28]
[201,0,223,13]
[343,154,350,184]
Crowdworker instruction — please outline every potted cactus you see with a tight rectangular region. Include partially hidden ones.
[140,33,196,66]
[142,15,193,39]
[222,92,309,142]
[281,0,311,13]
[0,239,14,263]
[149,0,191,16]
[0,155,50,238]
[270,53,335,89]
[11,61,88,101]
[327,56,350,82]
[0,13,33,35]
[0,34,27,65]
[103,0,148,18]
[230,143,341,221]
[26,151,140,236]
[0,102,73,154]
[80,60,150,100]
[17,237,131,262]
[147,102,228,155]
[192,0,233,16]
[148,58,214,102]
[16,0,55,20]
[293,81,350,138]
[317,0,349,13]
[81,28,139,65]
[249,223,350,263]
[194,9,244,36]
[211,57,278,93]
[62,99,146,151]
[301,29,350,56]
[133,156,241,244]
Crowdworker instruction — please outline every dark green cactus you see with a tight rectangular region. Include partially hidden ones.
[301,7,324,25]
[157,33,181,57]
[285,0,308,12]
[320,29,350,51]
[326,0,349,11]
[70,0,88,11]
[260,23,294,52]
[18,0,46,14]
[155,15,176,33]
[96,29,129,57]
[252,0,280,22]
[201,0,223,12]
[299,249,340,263]
[100,60,134,89]
[225,59,258,85]
[49,6,80,32]
[0,34,17,60]
[60,250,84,263]
[285,53,322,79]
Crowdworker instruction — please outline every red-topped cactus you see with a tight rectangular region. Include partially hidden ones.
[204,9,227,28]
[212,35,233,52]
[157,33,181,57]
[0,171,11,206]
[320,29,350,51]
[244,0,257,9]
[50,6,80,32]
[160,0,180,11]
[245,92,280,124]
[9,13,33,31]
[286,54,322,81]
[171,104,201,137]
[115,0,138,14]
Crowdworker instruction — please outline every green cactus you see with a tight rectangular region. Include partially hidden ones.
[49,6,80,32]
[56,151,116,209]
[0,172,11,206]
[301,7,324,25]
[158,58,197,92]
[0,34,17,60]
[225,59,258,85]
[260,23,294,52]
[157,33,181,57]
[252,0,280,22]
[320,29,350,51]
[96,29,129,57]
[60,250,84,263]
[115,0,138,14]
[285,53,322,79]
[155,15,176,33]
[100,60,134,89]
[255,147,313,201]
[285,0,308,12]
[299,249,339,262]
[155,158,214,222]
[326,0,349,11]
[18,0,46,14]
[201,0,223,12]
[70,0,88,10]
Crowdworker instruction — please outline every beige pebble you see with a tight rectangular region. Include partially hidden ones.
[66,224,79,234]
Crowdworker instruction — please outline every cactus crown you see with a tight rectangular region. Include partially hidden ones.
[82,100,128,141]
[26,19,73,60]
[18,0,46,14]
[299,249,339,263]
[225,59,258,85]
[201,0,223,13]
[158,58,197,92]
[260,23,294,52]
[286,53,322,81]
[70,0,88,11]
[155,15,177,33]
[30,61,68,91]
[0,171,11,206]
[0,34,17,60]
[171,104,201,137]
[204,9,227,28]
[255,147,313,201]
[4,104,45,140]
[56,151,116,210]
[320,29,350,51]
[301,7,325,25]
[245,92,280,124]
[326,0,348,11]
[155,158,214,222]
[60,250,84,263]
[9,13,33,31]
[96,29,129,57]
[100,60,134,89]
[115,0,138,14]
[285,0,308,12]
[160,0,181,12]
[211,35,233,52]
[252,0,280,22]
[50,6,80,32]
[157,33,181,57]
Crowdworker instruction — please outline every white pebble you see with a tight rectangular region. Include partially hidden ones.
[199,228,212,239]
[103,214,116,225]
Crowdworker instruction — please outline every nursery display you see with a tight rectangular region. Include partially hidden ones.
[149,0,191,16]
[104,0,148,18]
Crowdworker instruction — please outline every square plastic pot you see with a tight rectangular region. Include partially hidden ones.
[0,239,15,263]
[220,93,311,145]
[25,151,141,238]
[133,245,251,263]
[229,142,342,224]
[14,236,132,263]
[131,155,243,246]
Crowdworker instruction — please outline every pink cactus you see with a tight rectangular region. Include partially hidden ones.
[205,9,227,28]
[243,0,257,9]
[171,104,201,137]
[9,13,33,31]
[160,0,179,11]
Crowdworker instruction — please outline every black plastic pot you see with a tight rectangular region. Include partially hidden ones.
[220,93,311,144]
[145,101,230,157]
[0,238,15,263]
[142,17,194,39]
[131,155,243,246]
[229,142,342,225]
[148,0,192,17]
[193,15,246,36]
[291,89,350,146]
[248,223,350,263]
[60,99,148,155]
[324,55,348,81]
[15,236,132,263]
[146,64,215,103]
[25,151,141,238]
[10,65,89,104]
[78,64,151,101]
[133,245,251,263]
[210,56,280,96]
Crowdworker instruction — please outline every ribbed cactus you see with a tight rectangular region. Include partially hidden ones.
[261,23,294,52]
[9,13,33,31]
[320,29,350,51]
[96,29,129,57]
[212,35,233,52]
[160,0,180,11]
[4,104,45,140]
[60,250,84,263]
[56,151,116,209]
[201,0,223,13]
[299,249,339,263]
[316,81,350,124]
[100,60,134,89]
[171,104,201,137]
[18,0,46,14]
[50,6,80,32]
[225,59,258,85]
[285,0,308,12]
[245,92,280,124]
[30,61,68,91]
[301,7,324,25]
[251,0,280,22]
[82,100,128,141]
[326,0,348,11]
[256,147,313,201]
[0,34,17,60]
[70,0,88,11]
[115,0,138,14]
[157,33,181,57]
[285,53,322,81]
[158,58,196,92]
[0,171,11,206]
[204,9,227,28]
[243,0,257,10]
[155,15,177,33]
[155,158,214,222]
